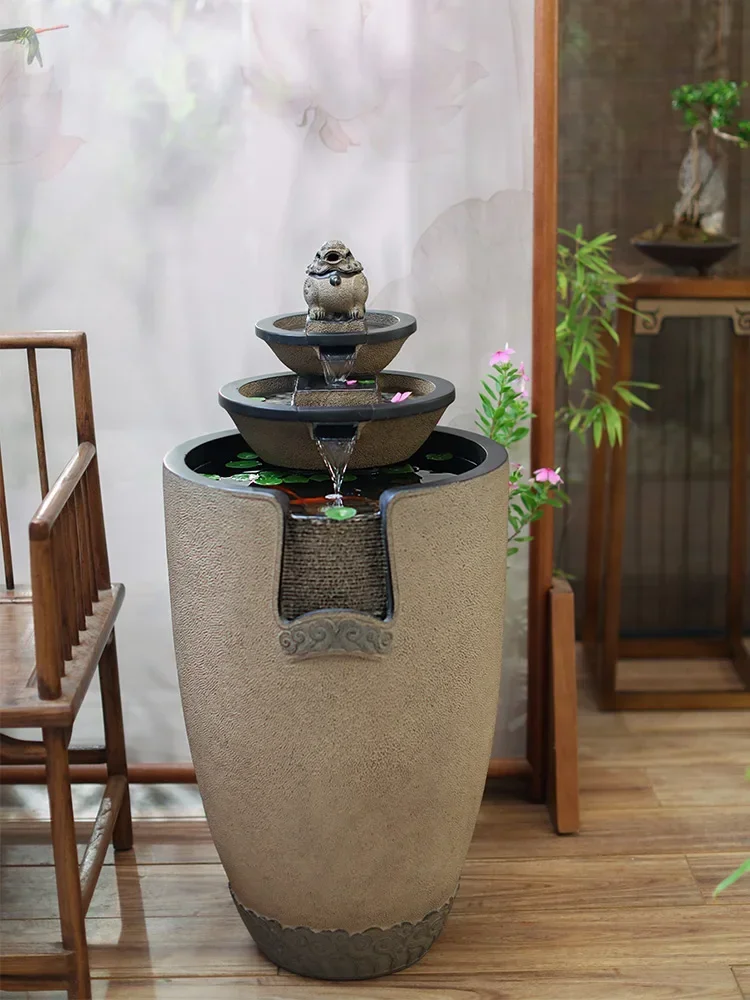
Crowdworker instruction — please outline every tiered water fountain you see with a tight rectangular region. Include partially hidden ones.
[164,241,509,980]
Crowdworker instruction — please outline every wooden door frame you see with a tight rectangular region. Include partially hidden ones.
[527,0,559,804]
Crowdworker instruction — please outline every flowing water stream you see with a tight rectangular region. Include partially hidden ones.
[314,431,358,505]
[319,350,357,385]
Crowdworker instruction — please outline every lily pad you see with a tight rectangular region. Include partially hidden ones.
[324,506,357,521]
[237,451,258,460]
[244,396,266,403]
[359,379,376,386]
[342,473,357,482]
[384,463,415,475]
[200,473,220,480]
[230,473,255,482]
[426,452,453,462]
[255,472,284,486]
[283,473,310,484]
[310,473,331,482]
[226,459,260,469]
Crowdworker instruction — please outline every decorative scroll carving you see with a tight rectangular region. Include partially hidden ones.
[279,615,392,658]
[634,298,750,336]
[231,887,454,980]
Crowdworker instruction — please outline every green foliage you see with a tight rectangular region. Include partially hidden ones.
[476,359,568,555]
[672,79,750,148]
[0,26,42,66]
[557,226,658,447]
[713,767,750,897]
[476,364,532,448]
[506,469,569,557]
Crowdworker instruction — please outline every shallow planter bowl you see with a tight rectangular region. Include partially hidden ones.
[255,311,417,376]
[218,371,455,470]
[631,237,740,275]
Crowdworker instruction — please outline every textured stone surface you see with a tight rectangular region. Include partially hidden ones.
[268,339,408,376]
[164,459,507,931]
[232,408,446,470]
[280,514,387,620]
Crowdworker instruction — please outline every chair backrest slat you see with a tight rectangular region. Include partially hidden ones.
[0,442,13,590]
[26,348,50,497]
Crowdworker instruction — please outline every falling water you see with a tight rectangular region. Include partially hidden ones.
[319,350,357,386]
[314,430,358,504]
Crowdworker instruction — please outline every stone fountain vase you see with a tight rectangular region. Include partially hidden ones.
[163,428,508,980]
[164,240,509,980]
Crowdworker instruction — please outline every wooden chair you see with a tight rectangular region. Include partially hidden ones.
[0,331,133,999]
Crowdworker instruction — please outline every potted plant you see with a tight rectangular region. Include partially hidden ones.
[477,228,657,557]
[633,79,750,274]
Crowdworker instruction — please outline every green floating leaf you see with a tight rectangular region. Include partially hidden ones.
[426,452,453,462]
[342,473,357,482]
[383,463,415,475]
[359,379,376,386]
[200,473,220,480]
[324,506,357,521]
[230,473,255,482]
[255,472,284,486]
[244,396,266,403]
[226,459,260,469]
[283,473,310,484]
[310,473,331,482]
[237,451,258,460]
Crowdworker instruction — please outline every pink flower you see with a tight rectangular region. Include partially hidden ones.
[346,379,358,385]
[391,391,412,403]
[490,343,515,366]
[511,462,523,471]
[518,383,529,398]
[534,467,563,486]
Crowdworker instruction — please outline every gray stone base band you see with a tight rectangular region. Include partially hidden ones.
[229,886,454,980]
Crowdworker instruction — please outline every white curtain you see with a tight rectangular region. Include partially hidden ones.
[0,0,533,766]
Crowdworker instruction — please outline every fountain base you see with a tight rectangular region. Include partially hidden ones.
[163,428,508,980]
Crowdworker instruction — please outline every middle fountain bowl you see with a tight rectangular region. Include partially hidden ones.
[218,371,456,470]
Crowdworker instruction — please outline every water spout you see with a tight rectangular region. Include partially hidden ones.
[314,425,358,503]
[319,349,357,386]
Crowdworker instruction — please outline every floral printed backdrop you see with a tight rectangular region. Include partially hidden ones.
[1,0,534,765]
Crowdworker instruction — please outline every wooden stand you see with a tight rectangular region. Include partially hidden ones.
[584,276,750,711]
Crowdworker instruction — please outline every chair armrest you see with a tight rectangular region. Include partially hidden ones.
[29,442,95,541]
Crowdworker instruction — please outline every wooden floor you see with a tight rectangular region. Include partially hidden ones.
[2,684,750,999]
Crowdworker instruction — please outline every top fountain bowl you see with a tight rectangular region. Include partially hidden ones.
[255,311,417,377]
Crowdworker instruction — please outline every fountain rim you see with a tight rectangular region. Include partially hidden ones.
[255,311,417,347]
[218,371,456,424]
[163,427,508,504]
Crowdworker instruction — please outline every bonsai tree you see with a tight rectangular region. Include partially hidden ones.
[644,79,750,243]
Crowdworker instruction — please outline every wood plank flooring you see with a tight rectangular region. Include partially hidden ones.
[1,682,749,998]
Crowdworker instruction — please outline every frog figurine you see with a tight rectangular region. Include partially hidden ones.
[304,240,369,331]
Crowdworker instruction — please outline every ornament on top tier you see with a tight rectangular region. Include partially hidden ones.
[304,240,369,334]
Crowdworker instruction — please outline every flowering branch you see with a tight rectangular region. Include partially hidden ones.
[0,24,68,67]
[476,348,568,556]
